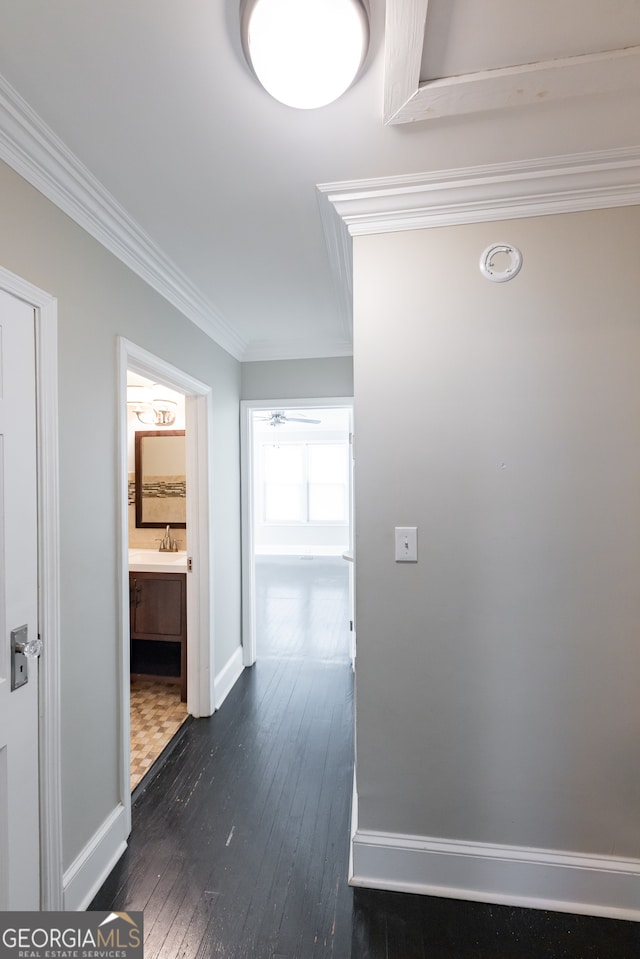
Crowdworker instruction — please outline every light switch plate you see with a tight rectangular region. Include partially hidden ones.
[395,527,418,562]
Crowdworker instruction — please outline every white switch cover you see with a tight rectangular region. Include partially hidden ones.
[395,527,418,562]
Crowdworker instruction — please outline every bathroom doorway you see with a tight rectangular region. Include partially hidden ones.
[126,371,189,790]
[119,339,214,826]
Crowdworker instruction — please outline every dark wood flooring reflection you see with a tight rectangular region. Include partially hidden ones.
[90,557,639,958]
[255,556,351,663]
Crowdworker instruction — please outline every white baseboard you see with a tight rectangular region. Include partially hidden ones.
[255,547,347,557]
[348,772,359,882]
[63,804,128,911]
[350,801,640,921]
[214,646,244,710]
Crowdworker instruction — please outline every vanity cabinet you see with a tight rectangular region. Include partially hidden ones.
[129,571,187,701]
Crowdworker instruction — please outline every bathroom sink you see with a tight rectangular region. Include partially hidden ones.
[128,549,188,572]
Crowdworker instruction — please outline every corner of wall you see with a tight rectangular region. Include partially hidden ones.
[214,646,245,711]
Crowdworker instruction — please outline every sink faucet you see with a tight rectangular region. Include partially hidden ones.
[159,525,180,552]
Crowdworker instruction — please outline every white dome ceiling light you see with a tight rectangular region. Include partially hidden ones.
[241,0,370,110]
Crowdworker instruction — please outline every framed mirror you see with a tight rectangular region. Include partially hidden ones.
[134,430,186,528]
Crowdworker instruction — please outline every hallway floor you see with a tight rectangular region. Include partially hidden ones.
[91,557,639,958]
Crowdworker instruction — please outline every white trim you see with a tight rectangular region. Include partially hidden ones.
[0,267,63,910]
[0,73,245,360]
[0,71,352,365]
[34,289,63,912]
[62,805,128,912]
[384,0,640,124]
[318,146,640,240]
[240,397,354,667]
[116,344,131,836]
[348,771,358,883]
[318,147,640,335]
[185,391,216,718]
[240,402,257,668]
[213,647,245,710]
[118,339,215,838]
[316,186,355,346]
[350,828,640,922]
[255,546,347,557]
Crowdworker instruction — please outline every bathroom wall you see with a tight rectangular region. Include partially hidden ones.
[127,377,187,548]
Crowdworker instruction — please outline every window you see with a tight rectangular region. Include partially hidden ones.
[261,442,348,524]
[263,444,304,522]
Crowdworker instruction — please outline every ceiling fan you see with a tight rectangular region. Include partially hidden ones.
[259,411,322,428]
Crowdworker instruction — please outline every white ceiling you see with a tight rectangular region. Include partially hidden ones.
[0,0,639,361]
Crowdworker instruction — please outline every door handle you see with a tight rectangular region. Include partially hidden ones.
[11,625,42,691]
[130,579,142,607]
[15,637,43,656]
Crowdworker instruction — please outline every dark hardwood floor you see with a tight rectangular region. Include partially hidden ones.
[91,557,639,958]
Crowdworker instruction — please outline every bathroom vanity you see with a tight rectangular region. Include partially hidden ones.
[128,550,188,701]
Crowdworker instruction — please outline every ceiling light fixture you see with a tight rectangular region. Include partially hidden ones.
[241,0,369,110]
[127,384,177,426]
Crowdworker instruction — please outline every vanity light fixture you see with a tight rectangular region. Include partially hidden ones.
[127,384,177,426]
[240,0,369,109]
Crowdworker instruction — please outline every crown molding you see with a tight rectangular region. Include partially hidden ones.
[384,0,640,124]
[0,73,246,360]
[318,146,640,239]
[318,146,640,336]
[317,186,353,344]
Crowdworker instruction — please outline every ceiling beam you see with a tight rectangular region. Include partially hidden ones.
[384,0,640,124]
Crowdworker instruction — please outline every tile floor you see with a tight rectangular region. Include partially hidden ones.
[129,676,188,790]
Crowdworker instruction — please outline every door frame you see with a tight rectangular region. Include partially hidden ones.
[0,265,63,909]
[240,396,353,667]
[118,339,215,832]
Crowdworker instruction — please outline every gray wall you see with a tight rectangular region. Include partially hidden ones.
[353,206,640,857]
[241,356,353,400]
[0,160,242,869]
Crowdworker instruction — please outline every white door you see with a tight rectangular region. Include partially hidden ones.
[0,287,40,908]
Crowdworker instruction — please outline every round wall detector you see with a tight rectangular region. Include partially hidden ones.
[480,244,523,283]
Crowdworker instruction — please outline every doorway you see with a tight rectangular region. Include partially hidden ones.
[118,339,214,829]
[240,398,354,666]
[126,371,189,790]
